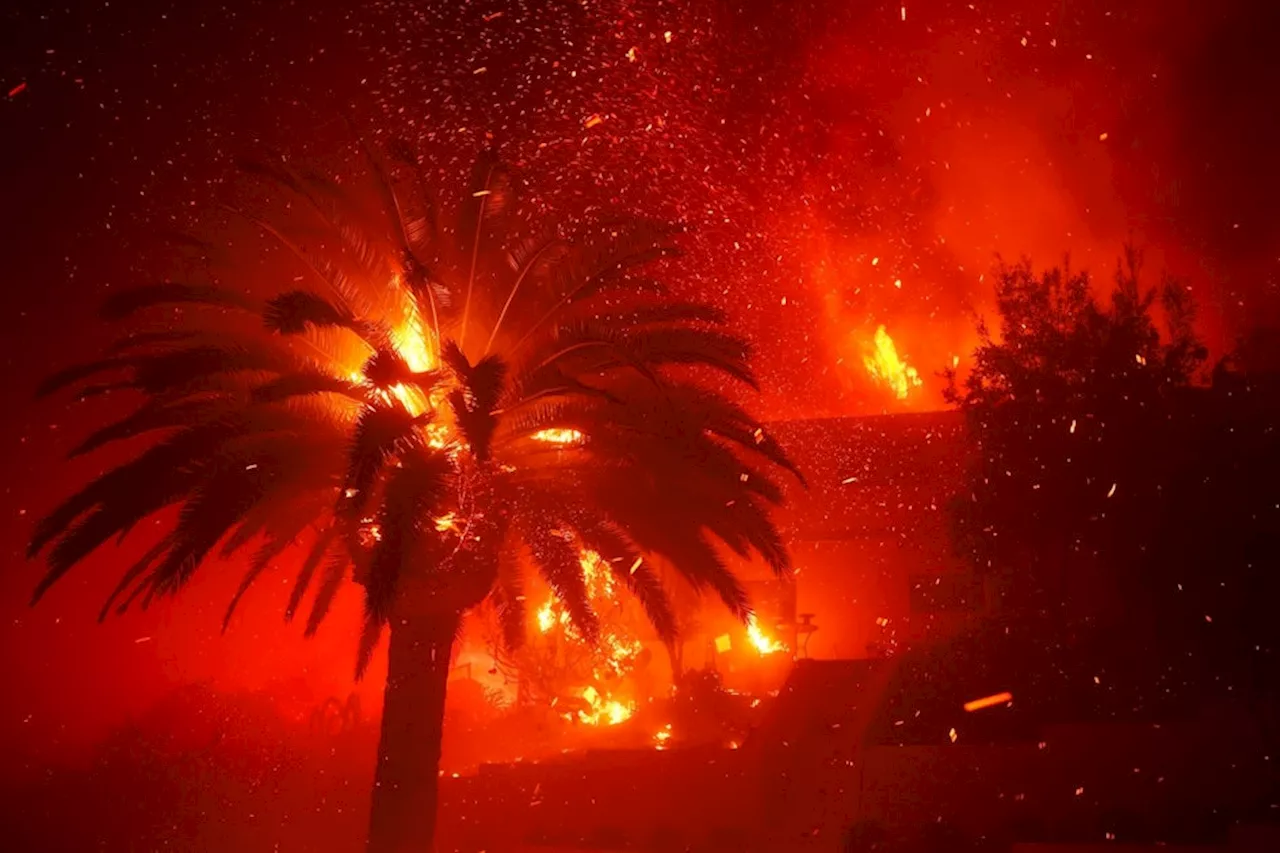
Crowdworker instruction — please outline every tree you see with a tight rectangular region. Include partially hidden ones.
[27,148,800,852]
[944,250,1206,614]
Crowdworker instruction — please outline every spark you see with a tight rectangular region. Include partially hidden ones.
[963,691,1013,712]
[8,82,27,98]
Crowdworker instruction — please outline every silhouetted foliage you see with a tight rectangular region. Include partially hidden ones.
[944,250,1206,613]
[947,252,1280,703]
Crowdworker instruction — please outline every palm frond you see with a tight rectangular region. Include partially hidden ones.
[251,371,367,405]
[341,402,426,519]
[304,551,351,637]
[519,523,598,642]
[264,290,358,335]
[100,283,256,320]
[285,526,337,623]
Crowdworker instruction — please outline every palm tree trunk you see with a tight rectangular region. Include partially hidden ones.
[367,610,458,853]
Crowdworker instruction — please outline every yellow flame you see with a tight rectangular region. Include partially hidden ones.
[863,325,922,400]
[746,614,788,656]
[536,599,557,634]
[577,686,635,726]
[531,428,584,444]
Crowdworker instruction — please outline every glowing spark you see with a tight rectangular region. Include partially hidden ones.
[629,557,643,575]
[1107,483,1117,498]
[626,46,637,62]
[663,30,673,43]
[963,691,1013,712]
[8,82,27,98]
[949,727,958,743]
[863,326,922,401]
[584,114,605,129]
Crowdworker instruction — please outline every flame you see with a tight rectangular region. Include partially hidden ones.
[653,723,673,749]
[533,551,643,670]
[531,428,584,444]
[746,614,788,656]
[536,599,557,634]
[390,283,436,373]
[577,685,635,726]
[863,325,922,400]
[530,550,646,726]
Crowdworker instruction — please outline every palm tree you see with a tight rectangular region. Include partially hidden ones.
[28,146,800,852]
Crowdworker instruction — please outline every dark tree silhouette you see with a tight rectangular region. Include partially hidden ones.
[28,148,799,852]
[944,250,1206,614]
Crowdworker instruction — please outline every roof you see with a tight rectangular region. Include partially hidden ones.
[766,411,969,540]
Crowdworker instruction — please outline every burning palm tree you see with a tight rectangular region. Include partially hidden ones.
[27,146,800,852]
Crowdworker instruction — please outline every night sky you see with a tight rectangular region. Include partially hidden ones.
[3,0,1279,756]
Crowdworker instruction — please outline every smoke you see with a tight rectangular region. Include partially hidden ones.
[360,0,1277,414]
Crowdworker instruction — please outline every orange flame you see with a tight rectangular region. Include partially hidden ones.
[863,325,922,400]
[531,428,584,444]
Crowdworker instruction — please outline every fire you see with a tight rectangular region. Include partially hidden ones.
[863,325,922,400]
[531,428,584,444]
[746,614,788,656]
[533,550,643,670]
[576,686,635,726]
